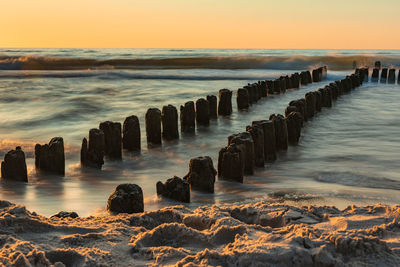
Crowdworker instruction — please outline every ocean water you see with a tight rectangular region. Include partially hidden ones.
[0,48,399,217]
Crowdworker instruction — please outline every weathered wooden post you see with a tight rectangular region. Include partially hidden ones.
[273,79,281,94]
[161,104,179,140]
[388,69,396,84]
[381,68,388,83]
[237,88,250,110]
[99,121,122,159]
[156,176,190,203]
[195,98,210,126]
[269,114,288,150]
[1,147,28,182]
[145,108,162,146]
[123,115,141,151]
[180,101,195,133]
[252,120,276,162]
[218,144,244,183]
[371,68,379,82]
[228,132,255,175]
[305,92,316,119]
[286,112,302,144]
[81,128,105,169]
[218,89,233,116]
[35,137,65,175]
[184,156,216,192]
[207,95,218,118]
[266,80,274,95]
[246,124,264,167]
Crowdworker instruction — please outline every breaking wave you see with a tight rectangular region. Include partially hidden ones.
[0,54,398,71]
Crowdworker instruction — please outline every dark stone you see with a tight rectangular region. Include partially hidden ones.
[286,112,302,144]
[228,132,255,175]
[381,68,388,83]
[145,108,162,146]
[269,114,288,150]
[184,156,216,193]
[375,61,381,70]
[195,98,210,126]
[218,89,233,116]
[371,68,379,82]
[388,69,396,84]
[99,121,122,159]
[1,147,28,182]
[252,120,276,161]
[51,211,79,219]
[266,80,274,95]
[237,88,250,110]
[161,104,179,140]
[156,176,190,203]
[246,124,264,167]
[122,115,141,151]
[180,101,195,133]
[35,137,65,175]
[107,184,144,214]
[218,144,244,183]
[207,95,218,118]
[305,92,316,118]
[81,129,105,169]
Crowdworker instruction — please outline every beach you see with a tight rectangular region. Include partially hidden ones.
[1,199,400,266]
[0,49,399,217]
[0,49,400,266]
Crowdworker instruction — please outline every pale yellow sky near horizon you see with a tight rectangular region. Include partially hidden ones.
[1,0,399,49]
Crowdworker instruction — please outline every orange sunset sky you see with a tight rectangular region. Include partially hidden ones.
[1,0,399,49]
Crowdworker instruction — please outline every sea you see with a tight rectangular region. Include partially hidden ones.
[0,48,399,216]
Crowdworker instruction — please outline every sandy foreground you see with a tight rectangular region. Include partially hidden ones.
[1,200,400,266]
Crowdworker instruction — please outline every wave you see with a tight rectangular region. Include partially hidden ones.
[0,54,399,71]
[315,171,400,190]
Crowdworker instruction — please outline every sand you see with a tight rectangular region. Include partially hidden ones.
[1,199,400,266]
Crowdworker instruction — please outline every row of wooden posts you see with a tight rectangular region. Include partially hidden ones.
[80,66,327,170]
[0,67,326,182]
[108,68,368,212]
[371,67,400,83]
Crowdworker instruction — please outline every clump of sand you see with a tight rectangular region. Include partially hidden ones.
[1,199,400,266]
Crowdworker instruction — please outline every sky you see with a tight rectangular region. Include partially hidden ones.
[1,0,399,49]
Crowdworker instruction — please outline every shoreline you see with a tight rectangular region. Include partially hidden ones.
[1,199,399,266]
